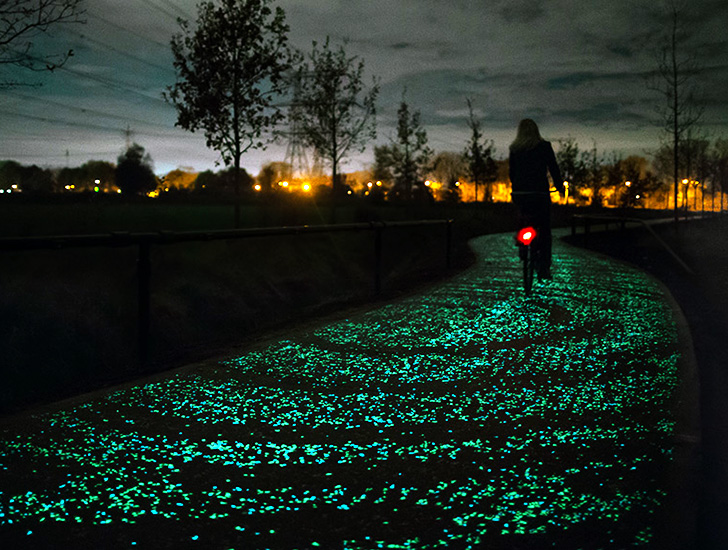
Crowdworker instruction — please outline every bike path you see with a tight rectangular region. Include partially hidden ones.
[0,232,698,549]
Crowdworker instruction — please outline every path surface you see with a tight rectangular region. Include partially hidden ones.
[0,233,697,549]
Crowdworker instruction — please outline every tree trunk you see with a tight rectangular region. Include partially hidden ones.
[672,10,680,225]
[234,158,241,229]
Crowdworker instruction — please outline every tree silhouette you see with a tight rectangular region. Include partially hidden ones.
[555,137,588,203]
[463,99,497,202]
[292,37,379,197]
[57,160,115,192]
[430,152,466,203]
[580,142,606,207]
[712,138,728,212]
[165,0,292,226]
[0,160,53,194]
[0,0,84,85]
[650,0,704,223]
[116,143,156,196]
[374,94,431,201]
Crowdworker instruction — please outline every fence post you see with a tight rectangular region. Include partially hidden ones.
[137,240,151,368]
[374,223,383,295]
[446,219,452,269]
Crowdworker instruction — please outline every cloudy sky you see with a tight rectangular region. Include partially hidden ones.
[1,0,726,176]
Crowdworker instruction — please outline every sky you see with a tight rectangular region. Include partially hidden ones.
[1,0,726,176]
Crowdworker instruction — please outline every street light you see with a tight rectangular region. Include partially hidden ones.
[563,181,569,204]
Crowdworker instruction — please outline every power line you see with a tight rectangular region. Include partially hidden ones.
[86,12,170,50]
[58,28,174,74]
[5,90,172,129]
[0,108,199,140]
[53,60,169,106]
[158,0,194,20]
[142,0,183,22]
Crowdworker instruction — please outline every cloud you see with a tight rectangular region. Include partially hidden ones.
[499,0,547,23]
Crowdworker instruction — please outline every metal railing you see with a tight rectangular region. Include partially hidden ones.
[571,214,694,275]
[0,219,453,367]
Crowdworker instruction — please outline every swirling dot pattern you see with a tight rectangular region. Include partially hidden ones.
[0,234,683,548]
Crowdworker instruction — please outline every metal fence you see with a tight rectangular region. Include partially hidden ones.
[570,213,694,275]
[0,219,453,368]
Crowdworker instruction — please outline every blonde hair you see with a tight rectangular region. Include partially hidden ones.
[510,118,544,152]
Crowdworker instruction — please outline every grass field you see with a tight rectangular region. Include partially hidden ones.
[0,198,674,412]
[0,198,505,412]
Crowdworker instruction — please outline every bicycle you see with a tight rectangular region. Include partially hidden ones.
[512,188,557,296]
[516,226,538,296]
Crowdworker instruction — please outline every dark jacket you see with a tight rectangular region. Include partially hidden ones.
[509,140,562,196]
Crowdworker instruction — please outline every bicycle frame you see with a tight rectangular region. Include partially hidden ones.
[516,226,538,296]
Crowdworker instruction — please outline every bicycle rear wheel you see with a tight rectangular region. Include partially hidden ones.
[522,245,535,296]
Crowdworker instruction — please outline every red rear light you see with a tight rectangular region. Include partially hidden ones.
[517,226,537,246]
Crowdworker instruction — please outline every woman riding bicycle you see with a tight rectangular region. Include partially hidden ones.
[509,119,563,280]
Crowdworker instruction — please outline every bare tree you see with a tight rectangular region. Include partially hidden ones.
[430,151,466,202]
[292,37,379,197]
[580,142,606,207]
[463,99,497,203]
[708,137,728,212]
[650,0,704,223]
[373,95,432,201]
[0,0,84,85]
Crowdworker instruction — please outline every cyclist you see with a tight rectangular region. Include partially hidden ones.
[508,118,563,280]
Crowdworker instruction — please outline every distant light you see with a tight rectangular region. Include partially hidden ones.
[563,180,569,188]
[254,184,262,192]
[424,181,431,187]
[455,181,460,187]
[94,186,100,192]
[376,181,382,186]
[682,179,689,185]
[95,179,100,184]
[302,183,311,192]
[11,185,17,189]
[117,189,122,194]
[367,182,373,188]
[636,194,641,199]
[347,190,352,195]
[625,181,631,187]
[279,181,289,187]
